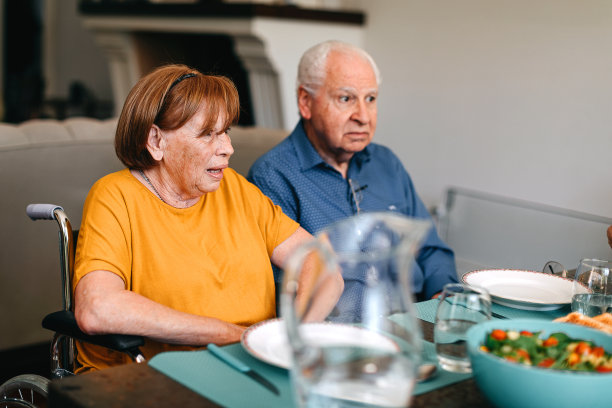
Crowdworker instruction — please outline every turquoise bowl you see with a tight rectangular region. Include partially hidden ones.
[467,319,612,408]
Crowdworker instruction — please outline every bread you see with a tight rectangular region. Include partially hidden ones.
[593,313,612,328]
[553,312,612,334]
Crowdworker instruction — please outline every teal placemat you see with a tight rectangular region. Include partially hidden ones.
[413,340,471,395]
[149,340,472,405]
[415,299,440,323]
[149,343,293,408]
[415,298,570,323]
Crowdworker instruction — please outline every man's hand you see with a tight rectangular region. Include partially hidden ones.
[607,225,612,249]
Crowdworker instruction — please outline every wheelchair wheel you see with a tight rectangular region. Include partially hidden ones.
[0,374,49,408]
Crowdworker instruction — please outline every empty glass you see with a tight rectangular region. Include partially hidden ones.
[542,260,569,278]
[571,258,612,317]
[434,283,491,373]
[281,212,430,408]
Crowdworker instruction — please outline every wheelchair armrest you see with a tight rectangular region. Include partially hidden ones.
[42,310,145,353]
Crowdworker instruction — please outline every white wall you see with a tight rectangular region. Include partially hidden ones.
[361,0,612,219]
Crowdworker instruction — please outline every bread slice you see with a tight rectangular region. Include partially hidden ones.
[553,312,612,334]
[593,312,612,328]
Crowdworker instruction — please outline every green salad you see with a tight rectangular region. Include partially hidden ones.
[481,329,612,373]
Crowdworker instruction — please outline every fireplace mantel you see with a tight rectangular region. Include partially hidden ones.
[79,2,365,129]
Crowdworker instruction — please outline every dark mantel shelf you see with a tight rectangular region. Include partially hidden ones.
[78,1,365,25]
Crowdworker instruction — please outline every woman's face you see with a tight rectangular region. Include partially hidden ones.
[159,106,234,199]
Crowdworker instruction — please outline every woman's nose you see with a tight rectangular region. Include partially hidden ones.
[217,133,234,157]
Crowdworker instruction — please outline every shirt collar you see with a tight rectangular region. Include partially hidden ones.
[290,120,372,172]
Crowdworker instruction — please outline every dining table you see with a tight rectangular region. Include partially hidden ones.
[47,299,569,408]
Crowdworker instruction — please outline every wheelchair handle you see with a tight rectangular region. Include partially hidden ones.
[26,203,64,221]
[27,203,74,311]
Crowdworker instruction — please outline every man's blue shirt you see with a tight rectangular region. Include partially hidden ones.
[248,121,457,300]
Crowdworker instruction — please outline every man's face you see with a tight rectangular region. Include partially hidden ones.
[300,50,378,164]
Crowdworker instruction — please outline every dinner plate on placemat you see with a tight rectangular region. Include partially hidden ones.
[462,269,589,311]
[241,318,400,369]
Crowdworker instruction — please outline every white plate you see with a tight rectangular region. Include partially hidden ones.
[462,269,589,311]
[241,318,400,369]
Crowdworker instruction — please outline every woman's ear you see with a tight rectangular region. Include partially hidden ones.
[146,125,164,162]
[297,86,313,120]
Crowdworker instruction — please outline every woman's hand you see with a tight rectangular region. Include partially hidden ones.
[271,227,344,322]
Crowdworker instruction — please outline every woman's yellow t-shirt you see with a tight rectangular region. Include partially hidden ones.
[73,168,298,371]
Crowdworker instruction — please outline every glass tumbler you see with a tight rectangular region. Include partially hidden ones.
[434,283,491,373]
[571,258,612,317]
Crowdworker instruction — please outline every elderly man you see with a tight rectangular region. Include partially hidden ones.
[248,40,457,300]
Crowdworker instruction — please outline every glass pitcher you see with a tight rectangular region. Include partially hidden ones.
[280,212,430,408]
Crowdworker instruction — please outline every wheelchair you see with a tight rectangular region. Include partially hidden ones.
[0,204,146,407]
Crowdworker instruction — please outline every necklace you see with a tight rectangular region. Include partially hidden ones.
[139,169,166,204]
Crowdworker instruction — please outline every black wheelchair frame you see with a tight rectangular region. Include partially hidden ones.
[0,204,146,407]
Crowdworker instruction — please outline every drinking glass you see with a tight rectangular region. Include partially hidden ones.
[434,283,491,373]
[571,258,612,317]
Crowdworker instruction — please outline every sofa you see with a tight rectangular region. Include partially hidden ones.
[0,117,286,351]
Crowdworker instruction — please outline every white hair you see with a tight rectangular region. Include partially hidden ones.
[296,40,382,96]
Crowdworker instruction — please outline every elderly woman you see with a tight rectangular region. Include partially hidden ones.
[73,64,322,372]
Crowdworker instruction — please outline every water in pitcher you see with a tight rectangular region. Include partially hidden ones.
[302,345,416,408]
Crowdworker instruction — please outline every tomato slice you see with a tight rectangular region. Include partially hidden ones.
[595,366,612,373]
[591,346,605,358]
[575,341,591,355]
[543,337,559,347]
[516,349,530,362]
[537,358,555,368]
[491,329,507,341]
[520,330,533,337]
